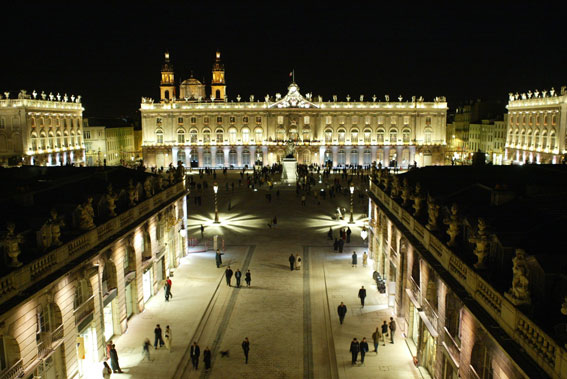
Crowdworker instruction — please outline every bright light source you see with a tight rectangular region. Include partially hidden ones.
[350,184,355,194]
[213,182,218,193]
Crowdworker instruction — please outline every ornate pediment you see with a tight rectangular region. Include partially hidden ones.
[269,83,319,109]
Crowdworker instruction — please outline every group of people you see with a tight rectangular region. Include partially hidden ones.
[288,253,302,271]
[187,337,251,372]
[102,340,123,377]
[224,266,252,287]
[349,318,397,366]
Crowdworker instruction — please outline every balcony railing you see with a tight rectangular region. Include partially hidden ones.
[74,295,95,325]
[0,359,23,379]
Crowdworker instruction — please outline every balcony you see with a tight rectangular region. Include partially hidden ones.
[74,295,95,326]
[0,359,23,379]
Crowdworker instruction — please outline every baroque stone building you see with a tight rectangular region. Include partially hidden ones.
[368,166,567,378]
[505,86,567,164]
[0,90,85,166]
[0,167,188,379]
[141,52,448,169]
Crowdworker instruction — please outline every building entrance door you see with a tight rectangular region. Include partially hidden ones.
[143,268,153,303]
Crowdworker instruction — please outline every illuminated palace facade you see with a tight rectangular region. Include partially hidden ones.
[0,90,85,166]
[141,52,448,169]
[505,87,567,164]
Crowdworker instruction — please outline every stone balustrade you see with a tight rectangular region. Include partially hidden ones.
[0,181,186,308]
[0,359,23,379]
[368,179,567,378]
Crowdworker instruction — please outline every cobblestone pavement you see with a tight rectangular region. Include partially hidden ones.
[106,170,420,379]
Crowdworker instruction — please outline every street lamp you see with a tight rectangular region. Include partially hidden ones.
[349,183,355,224]
[213,182,219,223]
[360,226,368,241]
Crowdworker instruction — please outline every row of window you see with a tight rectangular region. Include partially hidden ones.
[30,117,81,127]
[30,136,82,150]
[509,113,558,126]
[508,129,557,150]
[158,115,435,126]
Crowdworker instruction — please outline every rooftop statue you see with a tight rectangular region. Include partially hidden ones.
[469,218,489,269]
[444,203,460,247]
[285,140,296,158]
[506,249,531,305]
[2,222,23,267]
[48,209,65,247]
[105,184,118,217]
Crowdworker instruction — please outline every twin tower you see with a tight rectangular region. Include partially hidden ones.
[159,50,226,102]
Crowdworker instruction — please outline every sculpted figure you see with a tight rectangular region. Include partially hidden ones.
[426,195,440,231]
[128,179,137,207]
[48,209,65,246]
[144,177,154,198]
[506,249,531,304]
[105,184,118,217]
[3,222,24,267]
[469,218,489,269]
[443,203,460,247]
[412,182,424,216]
[400,178,411,207]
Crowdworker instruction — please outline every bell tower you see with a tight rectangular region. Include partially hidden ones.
[211,50,226,101]
[160,52,176,102]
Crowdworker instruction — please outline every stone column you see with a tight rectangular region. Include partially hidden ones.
[236,146,243,167]
[197,147,203,168]
[249,146,257,166]
[332,145,338,167]
[211,146,217,166]
[224,147,229,166]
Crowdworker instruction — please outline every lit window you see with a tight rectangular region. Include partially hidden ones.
[156,129,163,144]
[230,116,236,124]
[191,117,197,124]
[178,117,183,124]
[216,116,222,124]
[229,128,237,144]
[216,129,224,143]
[256,116,262,123]
[243,116,249,123]
[325,129,333,143]
[177,129,185,143]
[255,128,263,143]
[277,116,284,124]
[350,129,359,143]
[242,128,250,144]
[304,116,310,124]
[338,129,346,143]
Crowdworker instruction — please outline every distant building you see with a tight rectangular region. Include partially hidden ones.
[83,118,136,166]
[141,51,448,169]
[505,87,567,164]
[466,115,507,164]
[368,165,567,378]
[0,90,84,166]
[0,166,188,379]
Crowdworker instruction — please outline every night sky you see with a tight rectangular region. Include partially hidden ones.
[2,3,566,118]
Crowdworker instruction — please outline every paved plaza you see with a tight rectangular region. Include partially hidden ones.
[107,171,421,379]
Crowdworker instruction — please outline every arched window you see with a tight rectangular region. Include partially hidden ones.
[350,128,359,143]
[550,130,556,149]
[534,130,540,148]
[55,130,62,148]
[552,114,557,126]
[377,128,385,143]
[203,129,211,143]
[203,150,212,166]
[177,128,185,144]
[242,149,250,166]
[215,89,221,100]
[526,130,532,148]
[470,340,492,378]
[520,129,526,146]
[276,128,285,141]
[338,128,346,143]
[350,149,359,166]
[255,127,263,143]
[215,129,224,143]
[31,131,38,150]
[289,128,298,141]
[215,150,224,166]
[514,129,519,145]
[337,149,346,166]
[389,128,398,144]
[541,130,548,149]
[364,128,371,144]
[228,127,237,144]
[363,149,372,165]
[402,128,411,143]
[74,279,93,309]
[155,129,164,144]
[241,127,250,144]
[164,90,170,100]
[189,129,197,143]
[302,127,311,142]
[325,129,333,143]
[40,131,47,149]
[424,128,432,144]
[229,149,237,165]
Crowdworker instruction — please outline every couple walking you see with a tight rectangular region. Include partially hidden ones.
[349,337,369,365]
[288,253,302,271]
[225,266,252,287]
[190,342,212,370]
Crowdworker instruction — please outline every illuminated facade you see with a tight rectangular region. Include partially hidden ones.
[141,52,448,169]
[0,90,85,166]
[368,166,567,378]
[0,167,188,379]
[505,87,567,164]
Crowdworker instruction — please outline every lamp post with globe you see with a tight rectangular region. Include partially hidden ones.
[213,182,219,223]
[349,183,355,224]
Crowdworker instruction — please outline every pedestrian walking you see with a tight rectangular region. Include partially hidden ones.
[362,251,368,267]
[203,347,212,370]
[109,344,123,373]
[242,337,250,364]
[164,277,172,301]
[245,270,251,287]
[346,227,352,243]
[102,362,112,379]
[190,342,200,370]
[164,325,172,350]
[351,251,357,267]
[381,321,389,346]
[142,338,152,361]
[154,324,165,349]
[360,337,369,364]
[295,254,302,270]
[349,338,360,365]
[200,224,204,239]
[225,266,233,286]
[389,317,397,344]
[337,302,347,324]
[106,340,113,360]
[215,249,223,268]
[235,269,242,287]
[358,286,367,307]
[371,327,381,353]
[289,253,296,271]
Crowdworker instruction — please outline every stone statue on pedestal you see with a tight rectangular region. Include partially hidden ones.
[144,177,154,198]
[390,175,400,198]
[2,222,23,267]
[469,218,489,269]
[48,209,65,246]
[426,195,440,231]
[401,178,412,207]
[105,184,118,217]
[285,140,296,158]
[412,183,424,216]
[506,249,531,305]
[128,179,137,207]
[444,203,460,247]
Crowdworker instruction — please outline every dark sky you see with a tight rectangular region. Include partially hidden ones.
[2,3,566,118]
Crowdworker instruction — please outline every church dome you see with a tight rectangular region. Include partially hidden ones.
[181,77,202,85]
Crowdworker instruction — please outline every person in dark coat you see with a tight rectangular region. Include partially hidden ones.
[289,254,296,271]
[245,270,251,287]
[359,337,369,364]
[235,269,242,287]
[327,227,333,240]
[242,337,250,364]
[215,249,223,268]
[349,338,360,365]
[389,317,397,344]
[203,346,211,370]
[109,344,123,373]
[337,302,347,324]
[358,286,367,307]
[225,266,233,286]
[333,238,339,251]
[190,342,200,369]
[381,321,389,346]
[346,227,352,243]
[352,251,358,267]
[154,324,165,348]
[338,239,344,253]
